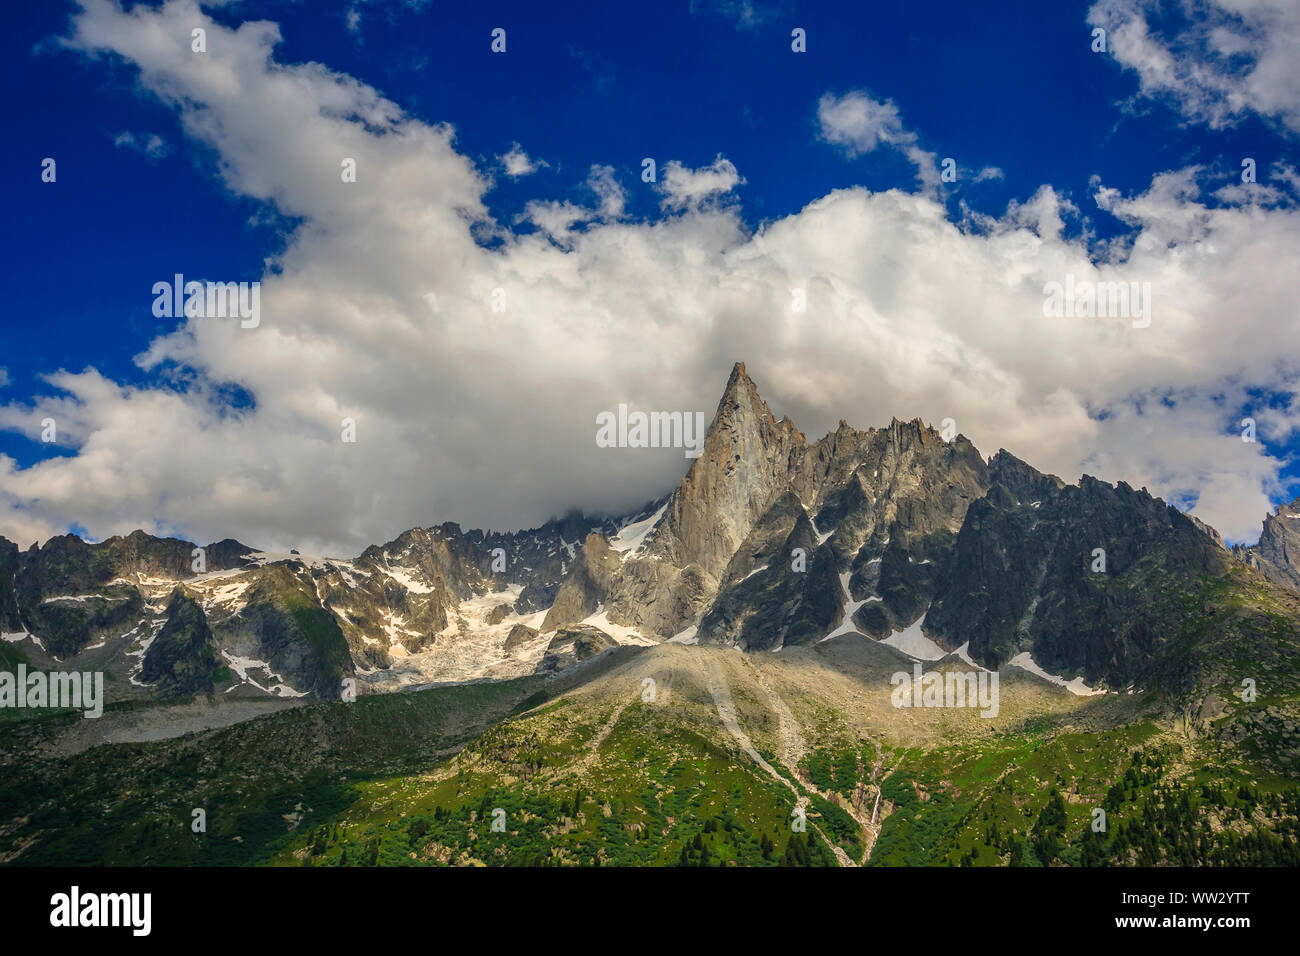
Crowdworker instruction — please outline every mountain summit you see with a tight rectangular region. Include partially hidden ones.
[4,363,1300,872]
[0,363,1295,705]
[540,364,1249,692]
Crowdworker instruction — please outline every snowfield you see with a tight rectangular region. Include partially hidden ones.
[879,614,947,661]
[609,503,668,559]
[1006,651,1106,696]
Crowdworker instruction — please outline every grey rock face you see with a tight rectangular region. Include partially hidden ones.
[925,454,1235,686]
[547,364,992,648]
[541,533,621,632]
[536,625,617,673]
[534,363,1267,694]
[141,588,220,698]
[0,538,19,633]
[699,502,842,650]
[1235,498,1300,590]
[6,359,1295,701]
[5,531,254,657]
[503,623,540,655]
[649,362,808,580]
[211,564,354,700]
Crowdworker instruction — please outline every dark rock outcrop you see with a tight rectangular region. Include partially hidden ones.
[536,625,617,674]
[141,589,220,697]
[926,453,1234,686]
[503,623,540,655]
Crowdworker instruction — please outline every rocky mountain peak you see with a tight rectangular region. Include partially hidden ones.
[1236,494,1300,589]
[8,362,1300,708]
[647,363,807,577]
[712,362,802,440]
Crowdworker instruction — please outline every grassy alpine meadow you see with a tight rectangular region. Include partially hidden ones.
[3,629,1297,868]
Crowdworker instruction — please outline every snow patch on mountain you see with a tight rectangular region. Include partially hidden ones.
[125,619,165,687]
[609,502,668,559]
[242,550,347,571]
[669,624,699,644]
[1006,652,1106,696]
[220,650,307,697]
[376,565,435,594]
[580,608,658,646]
[357,587,548,691]
[821,571,871,641]
[809,516,834,545]
[880,614,947,660]
[952,641,988,671]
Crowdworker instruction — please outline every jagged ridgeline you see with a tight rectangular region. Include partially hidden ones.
[2,363,1299,868]
[1,362,1298,703]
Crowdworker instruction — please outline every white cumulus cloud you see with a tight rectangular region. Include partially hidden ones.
[1,0,1297,556]
[658,154,745,210]
[1088,0,1300,134]
[817,90,940,192]
[500,143,545,179]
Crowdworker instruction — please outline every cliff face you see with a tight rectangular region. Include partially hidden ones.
[648,362,809,580]
[141,589,220,698]
[925,454,1235,686]
[533,363,1272,693]
[3,362,1293,702]
[1236,498,1300,590]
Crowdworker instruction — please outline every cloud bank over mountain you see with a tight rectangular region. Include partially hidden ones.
[1,0,1298,554]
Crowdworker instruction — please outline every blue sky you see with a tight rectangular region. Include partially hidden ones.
[1,0,1298,553]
